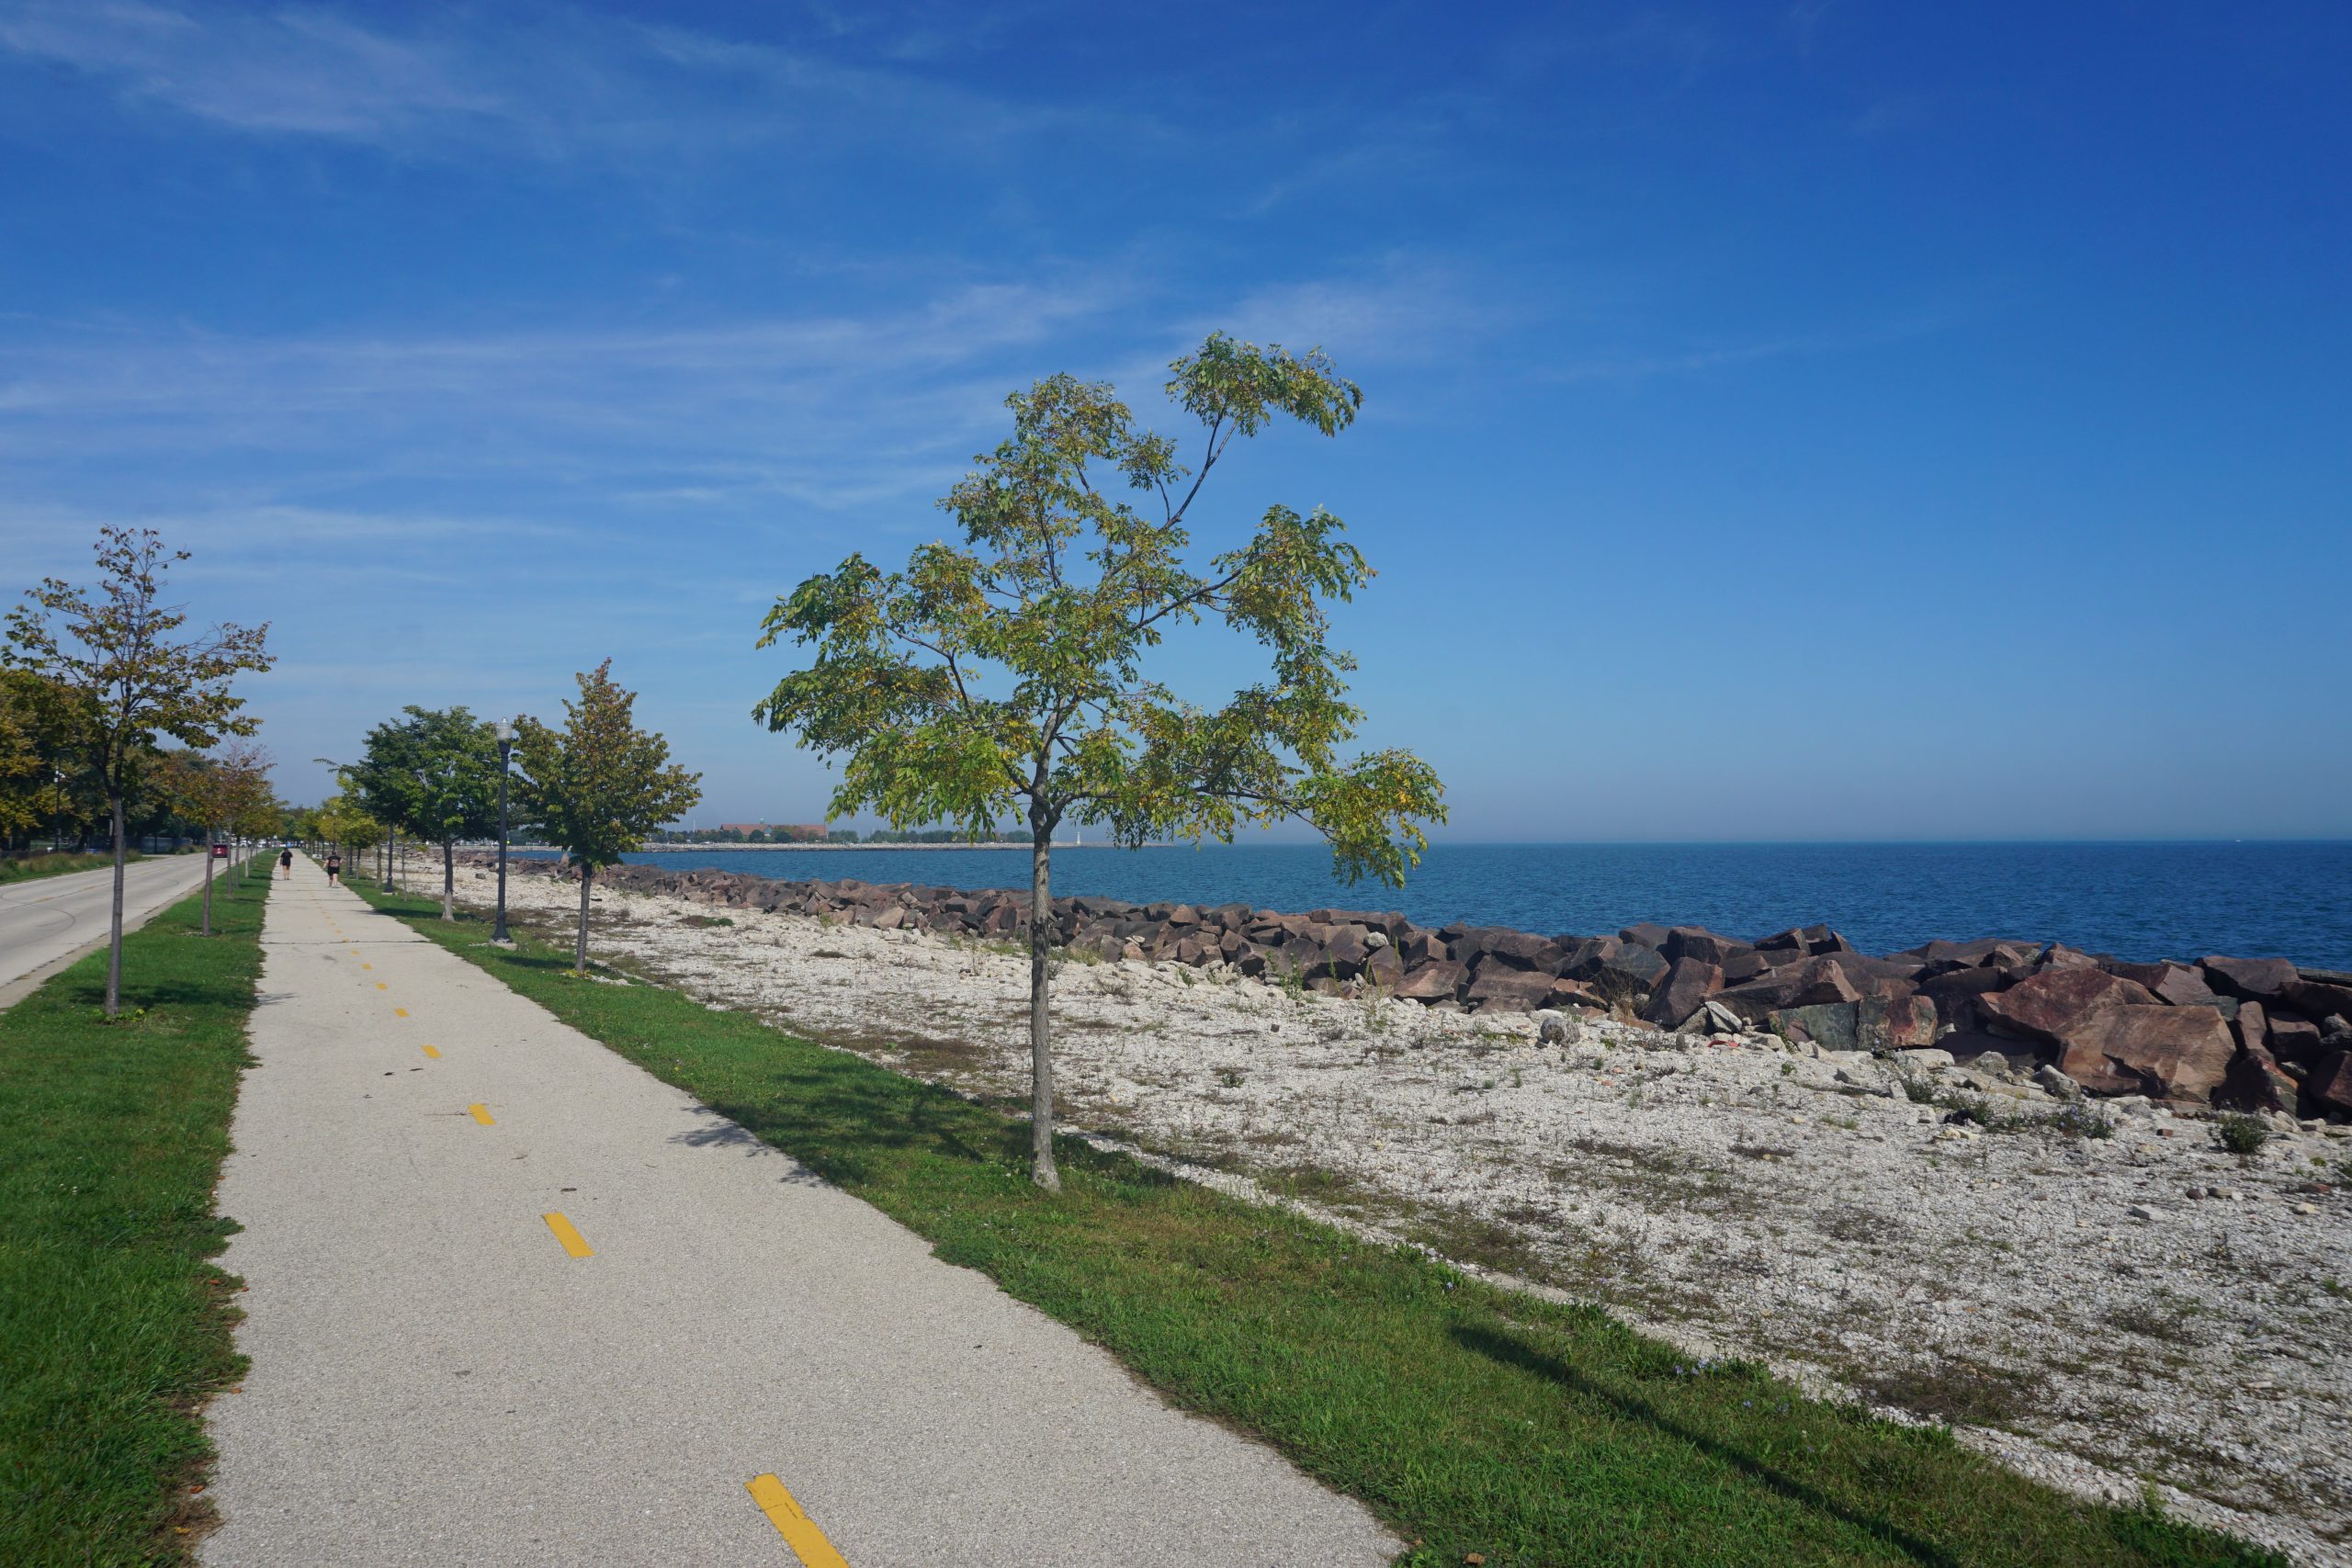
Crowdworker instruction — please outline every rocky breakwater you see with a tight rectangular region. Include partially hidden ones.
[495,856,2352,1122]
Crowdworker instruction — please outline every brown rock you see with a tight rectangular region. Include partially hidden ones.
[1718,950,1775,985]
[1858,994,1942,1049]
[1544,977,1607,1012]
[1465,965,1559,1012]
[2266,1012,2324,1065]
[1619,922,1674,949]
[1773,1001,1860,1050]
[2307,1050,2352,1117]
[1713,957,1860,1023]
[1976,967,2158,1046]
[2285,979,2352,1023]
[2218,1043,2299,1114]
[1916,965,2007,1028]
[1663,927,1748,965]
[1640,958,1723,1028]
[1394,962,1467,1004]
[2233,1000,2268,1055]
[2199,955,2298,1002]
[2053,1006,2236,1102]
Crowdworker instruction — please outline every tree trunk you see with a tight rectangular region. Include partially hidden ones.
[574,863,594,975]
[441,838,455,921]
[106,793,126,1017]
[1027,810,1060,1191]
[200,829,214,936]
[386,829,397,892]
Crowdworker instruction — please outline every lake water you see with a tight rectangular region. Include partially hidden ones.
[532,840,2352,970]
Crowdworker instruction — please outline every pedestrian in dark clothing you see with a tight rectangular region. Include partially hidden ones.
[325,852,343,886]
[279,847,294,879]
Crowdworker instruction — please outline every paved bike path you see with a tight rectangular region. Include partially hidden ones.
[202,858,1395,1567]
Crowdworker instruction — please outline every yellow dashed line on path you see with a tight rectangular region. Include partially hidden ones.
[361,962,371,970]
[468,1103,494,1125]
[422,1044,440,1059]
[394,1008,409,1019]
[745,1475,851,1567]
[542,1213,594,1259]
[375,982,389,990]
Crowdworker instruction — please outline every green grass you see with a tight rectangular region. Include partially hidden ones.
[348,884,2278,1568]
[0,865,268,1564]
[0,849,146,886]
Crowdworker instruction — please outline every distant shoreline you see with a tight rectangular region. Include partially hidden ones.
[504,840,1115,853]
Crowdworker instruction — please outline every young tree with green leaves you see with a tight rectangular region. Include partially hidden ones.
[754,333,1445,1190]
[514,660,702,975]
[154,739,271,935]
[0,670,74,852]
[6,527,273,1015]
[357,706,501,920]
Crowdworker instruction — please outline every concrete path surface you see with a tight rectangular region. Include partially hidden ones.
[0,851,222,1006]
[202,859,1396,1568]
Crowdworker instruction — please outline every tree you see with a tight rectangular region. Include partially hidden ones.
[358,706,500,920]
[753,333,1445,1190]
[514,660,702,975]
[0,670,75,851]
[155,739,271,935]
[6,527,273,1015]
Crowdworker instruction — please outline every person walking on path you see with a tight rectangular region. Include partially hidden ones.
[325,851,343,886]
[278,846,293,879]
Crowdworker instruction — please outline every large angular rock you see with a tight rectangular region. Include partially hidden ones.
[1663,927,1748,965]
[1718,949,1776,985]
[2266,1012,2324,1065]
[1857,993,1942,1049]
[1465,964,1560,1013]
[1394,961,1467,1004]
[1619,922,1674,949]
[1640,958,1723,1028]
[2285,979,2352,1025]
[1976,967,2158,1046]
[1454,927,1556,972]
[2199,955,2298,1002]
[1772,1001,1860,1050]
[1400,928,1449,966]
[1712,957,1860,1023]
[2307,1050,2352,1117]
[1561,938,1668,1002]
[2218,1043,2299,1114]
[2052,1006,2236,1102]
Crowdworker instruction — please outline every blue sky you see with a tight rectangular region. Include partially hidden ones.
[4,1,2346,840]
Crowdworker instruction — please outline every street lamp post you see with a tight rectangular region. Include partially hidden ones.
[492,718,514,944]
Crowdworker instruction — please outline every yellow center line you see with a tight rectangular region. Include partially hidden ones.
[361,962,371,970]
[468,1103,494,1125]
[394,1008,409,1019]
[542,1213,594,1259]
[744,1475,851,1568]
[422,1044,441,1059]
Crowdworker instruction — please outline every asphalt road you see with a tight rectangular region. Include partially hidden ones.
[0,852,223,1005]
[201,858,1396,1567]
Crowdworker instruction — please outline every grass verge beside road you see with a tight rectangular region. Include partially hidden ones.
[349,880,2278,1568]
[0,867,267,1564]
[0,849,145,886]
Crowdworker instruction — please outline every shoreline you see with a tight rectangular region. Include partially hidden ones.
[422,847,2352,1565]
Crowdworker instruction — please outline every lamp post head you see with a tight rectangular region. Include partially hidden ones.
[494,718,514,744]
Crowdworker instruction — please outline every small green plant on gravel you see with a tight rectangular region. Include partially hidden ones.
[1216,1066,1245,1089]
[2214,1114,2270,1157]
[1897,1073,1939,1104]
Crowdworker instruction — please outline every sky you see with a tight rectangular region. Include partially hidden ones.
[2,0,2346,841]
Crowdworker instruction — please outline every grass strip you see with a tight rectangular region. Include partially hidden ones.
[0,865,268,1565]
[349,880,2278,1568]
[0,849,147,886]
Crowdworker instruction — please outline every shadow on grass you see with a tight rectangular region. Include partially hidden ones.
[1453,1322,1968,1568]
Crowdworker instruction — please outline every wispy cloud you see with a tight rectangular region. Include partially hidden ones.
[0,0,1145,164]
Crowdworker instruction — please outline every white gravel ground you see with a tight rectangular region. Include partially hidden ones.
[442,855,2352,1567]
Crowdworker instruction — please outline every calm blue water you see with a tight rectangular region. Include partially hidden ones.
[532,841,2352,970]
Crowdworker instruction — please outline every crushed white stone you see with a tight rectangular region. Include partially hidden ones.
[437,856,2352,1567]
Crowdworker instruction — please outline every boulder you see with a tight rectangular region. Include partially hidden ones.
[2103,961,2219,1007]
[1772,1001,1860,1051]
[1400,928,1449,966]
[1713,957,1860,1023]
[2267,1012,2324,1065]
[1544,977,1608,1012]
[1857,994,1942,1049]
[1561,939,1668,1002]
[2285,979,2352,1025]
[1663,927,1749,965]
[2052,1006,2237,1102]
[1394,962,1467,1004]
[1718,950,1776,985]
[2199,955,2298,1002]
[1465,965,1559,1013]
[1976,967,2158,1047]
[1640,958,1723,1028]
[2307,1050,2352,1118]
[2233,1000,2268,1055]
[2218,1043,2300,1115]
[1455,927,1556,972]
[1917,965,2007,1028]
[1619,922,1674,949]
